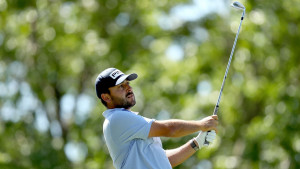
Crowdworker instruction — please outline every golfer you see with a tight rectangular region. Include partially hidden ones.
[95,68,218,169]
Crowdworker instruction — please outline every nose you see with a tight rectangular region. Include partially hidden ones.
[126,84,132,92]
[123,81,132,91]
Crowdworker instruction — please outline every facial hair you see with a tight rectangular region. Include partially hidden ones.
[111,92,136,109]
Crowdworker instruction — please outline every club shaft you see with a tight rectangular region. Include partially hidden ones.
[204,7,245,146]
[213,10,245,115]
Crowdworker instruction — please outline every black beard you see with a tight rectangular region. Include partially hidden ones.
[115,103,134,109]
[115,99,136,109]
[111,93,136,109]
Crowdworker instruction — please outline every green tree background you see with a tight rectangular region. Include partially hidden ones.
[0,0,299,168]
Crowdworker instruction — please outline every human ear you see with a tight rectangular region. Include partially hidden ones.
[101,93,111,103]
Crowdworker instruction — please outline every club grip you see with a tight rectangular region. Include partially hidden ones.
[204,131,210,145]
[205,105,219,145]
[213,105,219,115]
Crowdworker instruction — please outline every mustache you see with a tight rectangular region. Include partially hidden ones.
[126,92,134,97]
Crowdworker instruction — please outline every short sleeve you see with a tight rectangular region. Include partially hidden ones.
[109,111,155,142]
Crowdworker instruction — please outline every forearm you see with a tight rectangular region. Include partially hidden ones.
[166,139,196,167]
[164,119,205,137]
[148,115,218,138]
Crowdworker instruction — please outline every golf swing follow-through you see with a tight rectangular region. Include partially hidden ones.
[213,1,245,116]
[205,1,246,145]
[95,1,245,168]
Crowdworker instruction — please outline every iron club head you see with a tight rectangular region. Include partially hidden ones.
[231,1,245,10]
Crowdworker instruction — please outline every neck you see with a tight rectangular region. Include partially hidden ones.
[107,105,132,111]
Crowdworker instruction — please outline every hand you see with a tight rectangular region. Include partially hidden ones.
[203,130,216,146]
[199,115,218,132]
[194,130,216,149]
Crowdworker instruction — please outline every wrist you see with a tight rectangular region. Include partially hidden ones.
[190,139,199,151]
[193,138,200,147]
[194,131,207,149]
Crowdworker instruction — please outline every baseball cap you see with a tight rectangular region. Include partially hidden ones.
[95,68,138,99]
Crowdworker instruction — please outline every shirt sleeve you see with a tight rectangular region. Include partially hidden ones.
[109,111,155,142]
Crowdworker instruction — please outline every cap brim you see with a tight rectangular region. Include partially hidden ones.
[115,73,138,85]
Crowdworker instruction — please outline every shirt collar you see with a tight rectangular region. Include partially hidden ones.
[102,108,139,118]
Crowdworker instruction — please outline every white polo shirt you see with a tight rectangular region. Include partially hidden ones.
[102,108,172,169]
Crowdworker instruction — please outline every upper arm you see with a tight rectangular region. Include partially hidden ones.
[148,120,173,138]
[110,112,154,141]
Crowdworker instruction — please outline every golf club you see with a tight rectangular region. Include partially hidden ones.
[204,1,245,145]
[213,1,245,116]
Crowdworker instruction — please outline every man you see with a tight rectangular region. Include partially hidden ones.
[95,68,218,169]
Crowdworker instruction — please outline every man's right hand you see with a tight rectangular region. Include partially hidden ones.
[199,115,218,132]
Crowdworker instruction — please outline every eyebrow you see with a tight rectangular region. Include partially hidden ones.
[118,80,129,86]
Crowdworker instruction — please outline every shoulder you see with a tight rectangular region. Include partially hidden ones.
[110,109,134,120]
[105,109,139,124]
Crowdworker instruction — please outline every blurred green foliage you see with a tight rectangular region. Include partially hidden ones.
[0,0,299,168]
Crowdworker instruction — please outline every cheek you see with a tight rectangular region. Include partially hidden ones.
[111,90,126,98]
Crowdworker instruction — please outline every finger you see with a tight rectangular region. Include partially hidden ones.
[211,115,218,120]
[206,135,215,140]
[214,120,219,126]
[211,128,218,134]
[205,136,215,143]
[206,133,216,139]
[207,131,216,137]
[206,137,214,143]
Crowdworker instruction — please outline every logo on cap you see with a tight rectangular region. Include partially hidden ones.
[109,70,124,79]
